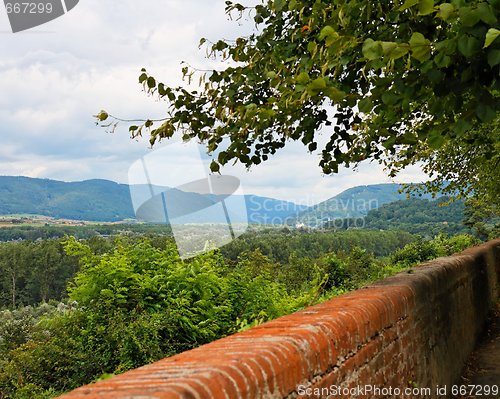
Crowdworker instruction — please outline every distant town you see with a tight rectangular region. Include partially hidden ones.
[0,215,134,228]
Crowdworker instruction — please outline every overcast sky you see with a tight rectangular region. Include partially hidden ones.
[0,0,427,204]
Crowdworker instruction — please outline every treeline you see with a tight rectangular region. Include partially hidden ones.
[0,230,413,309]
[0,224,172,242]
[0,240,79,309]
[221,228,415,262]
[363,197,468,236]
[0,232,478,398]
[0,234,178,309]
[323,197,499,240]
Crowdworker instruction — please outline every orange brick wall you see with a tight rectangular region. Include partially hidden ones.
[58,239,500,399]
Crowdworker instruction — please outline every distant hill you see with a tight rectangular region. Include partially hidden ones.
[365,197,465,228]
[0,176,306,223]
[0,176,134,222]
[293,183,436,226]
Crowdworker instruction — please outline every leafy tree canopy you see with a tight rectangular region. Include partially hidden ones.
[97,0,500,206]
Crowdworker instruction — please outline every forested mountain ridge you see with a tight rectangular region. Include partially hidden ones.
[332,197,469,237]
[0,177,449,225]
[365,197,465,228]
[0,176,133,221]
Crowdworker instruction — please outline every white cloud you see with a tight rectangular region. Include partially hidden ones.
[0,0,427,203]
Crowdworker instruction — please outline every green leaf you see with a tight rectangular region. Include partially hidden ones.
[319,26,339,46]
[96,111,109,121]
[217,151,229,164]
[391,45,410,60]
[458,35,480,57]
[435,39,457,55]
[381,92,400,105]
[426,68,444,83]
[213,40,228,51]
[476,104,496,122]
[383,136,397,149]
[288,0,298,11]
[307,77,328,96]
[147,77,156,89]
[307,41,317,55]
[326,87,346,102]
[487,49,500,66]
[427,130,446,149]
[358,97,373,113]
[453,119,472,136]
[409,32,431,61]
[309,77,327,90]
[210,161,220,173]
[399,132,418,145]
[266,71,277,79]
[274,0,285,12]
[380,41,397,55]
[435,3,455,21]
[434,52,452,68]
[295,72,310,85]
[459,7,481,27]
[158,83,165,95]
[294,84,306,92]
[484,28,500,48]
[399,0,419,11]
[139,73,147,84]
[477,3,497,25]
[381,42,409,59]
[362,39,383,60]
[418,0,434,16]
[319,26,335,41]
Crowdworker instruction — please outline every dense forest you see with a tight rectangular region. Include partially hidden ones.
[336,197,470,236]
[0,223,173,243]
[0,229,414,309]
[0,228,479,398]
